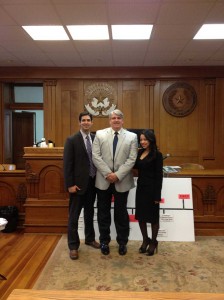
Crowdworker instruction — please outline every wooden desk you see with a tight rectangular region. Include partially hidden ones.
[0,170,26,228]
[169,169,224,235]
[6,290,224,300]
[168,169,224,177]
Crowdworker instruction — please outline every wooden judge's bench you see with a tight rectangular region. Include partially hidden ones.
[23,147,224,235]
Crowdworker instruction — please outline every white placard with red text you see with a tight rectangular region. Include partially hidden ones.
[78,178,195,242]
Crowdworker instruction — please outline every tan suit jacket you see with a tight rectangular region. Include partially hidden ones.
[92,127,138,192]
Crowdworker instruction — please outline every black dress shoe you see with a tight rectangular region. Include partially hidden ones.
[100,243,110,255]
[119,244,127,256]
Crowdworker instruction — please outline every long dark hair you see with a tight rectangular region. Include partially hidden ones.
[140,129,158,159]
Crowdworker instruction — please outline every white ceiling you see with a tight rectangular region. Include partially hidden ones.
[0,0,224,67]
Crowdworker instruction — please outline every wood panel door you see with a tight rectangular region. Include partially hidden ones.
[12,112,35,169]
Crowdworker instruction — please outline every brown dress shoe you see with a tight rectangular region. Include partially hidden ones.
[70,249,79,260]
[85,241,100,249]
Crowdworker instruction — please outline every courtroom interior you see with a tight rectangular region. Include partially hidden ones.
[0,1,224,300]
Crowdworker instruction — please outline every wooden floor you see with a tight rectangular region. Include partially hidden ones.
[1,232,224,300]
[0,231,61,300]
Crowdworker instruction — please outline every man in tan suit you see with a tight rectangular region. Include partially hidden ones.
[92,109,138,255]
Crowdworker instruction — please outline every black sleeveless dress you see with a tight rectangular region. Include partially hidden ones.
[134,149,163,224]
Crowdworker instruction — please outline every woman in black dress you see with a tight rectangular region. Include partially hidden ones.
[134,129,163,256]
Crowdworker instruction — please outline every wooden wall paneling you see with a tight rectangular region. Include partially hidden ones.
[200,79,215,163]
[122,80,141,128]
[77,80,86,129]
[1,69,224,169]
[159,80,200,166]
[117,80,123,110]
[45,79,81,147]
[214,79,224,168]
[51,82,57,144]
[44,80,57,146]
[142,79,162,148]
[56,80,80,147]
[124,79,156,132]
[61,89,71,146]
[56,80,66,147]
[152,80,162,147]
[121,79,156,130]
[0,83,3,162]
[2,83,13,163]
[142,81,150,130]
[2,66,224,80]
[60,79,84,145]
[91,115,110,133]
[216,80,224,145]
[92,116,110,133]
[147,80,157,130]
[158,80,173,161]
[73,89,81,133]
[4,111,12,163]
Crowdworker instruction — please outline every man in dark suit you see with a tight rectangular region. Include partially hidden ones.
[92,109,138,256]
[63,111,100,260]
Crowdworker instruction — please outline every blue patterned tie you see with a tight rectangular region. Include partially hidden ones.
[86,135,96,177]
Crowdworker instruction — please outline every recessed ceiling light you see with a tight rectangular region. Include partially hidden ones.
[22,26,69,40]
[194,24,224,39]
[112,25,153,40]
[67,25,109,40]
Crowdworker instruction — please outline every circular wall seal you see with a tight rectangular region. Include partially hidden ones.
[162,82,197,117]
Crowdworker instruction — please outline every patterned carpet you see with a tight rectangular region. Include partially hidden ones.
[33,235,224,293]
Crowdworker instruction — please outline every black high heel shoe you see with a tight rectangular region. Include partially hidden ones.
[139,237,151,253]
[146,240,158,256]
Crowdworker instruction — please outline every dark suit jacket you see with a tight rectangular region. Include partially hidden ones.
[63,131,95,195]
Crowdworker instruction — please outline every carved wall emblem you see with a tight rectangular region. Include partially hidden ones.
[84,82,117,117]
[162,82,197,117]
